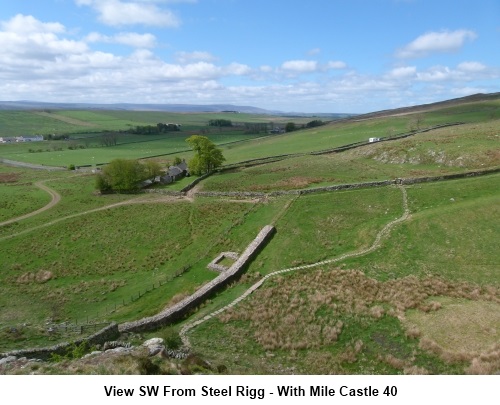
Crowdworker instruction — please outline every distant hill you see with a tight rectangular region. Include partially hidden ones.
[347,92,500,121]
[0,100,354,118]
[4,93,498,119]
[0,101,271,114]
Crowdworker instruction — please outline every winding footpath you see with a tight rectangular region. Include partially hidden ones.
[0,193,182,242]
[179,185,411,347]
[0,181,61,227]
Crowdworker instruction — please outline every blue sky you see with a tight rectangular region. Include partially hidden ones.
[0,0,499,112]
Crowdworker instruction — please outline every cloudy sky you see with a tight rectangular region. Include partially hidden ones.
[1,0,499,112]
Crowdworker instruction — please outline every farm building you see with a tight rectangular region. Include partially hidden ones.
[159,160,189,184]
[5,135,45,143]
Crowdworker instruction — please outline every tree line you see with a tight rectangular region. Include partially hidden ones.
[95,135,225,192]
[129,123,181,135]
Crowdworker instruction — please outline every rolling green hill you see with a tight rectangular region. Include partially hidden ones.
[0,94,498,375]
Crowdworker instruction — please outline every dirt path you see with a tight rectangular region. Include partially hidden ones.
[185,183,202,202]
[0,181,61,227]
[0,193,186,242]
[0,158,65,171]
[180,185,411,347]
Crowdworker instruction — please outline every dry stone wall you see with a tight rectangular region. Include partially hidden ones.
[119,225,275,333]
[196,168,499,198]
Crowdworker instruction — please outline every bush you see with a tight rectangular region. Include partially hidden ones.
[95,173,111,192]
[161,327,182,350]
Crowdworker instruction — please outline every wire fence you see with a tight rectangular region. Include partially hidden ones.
[38,265,192,336]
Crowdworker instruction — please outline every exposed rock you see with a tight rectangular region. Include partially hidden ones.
[0,356,17,366]
[105,347,130,354]
[148,345,165,357]
[82,351,103,359]
[103,341,130,351]
[143,337,164,347]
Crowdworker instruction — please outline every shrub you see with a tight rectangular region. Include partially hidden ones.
[161,328,182,350]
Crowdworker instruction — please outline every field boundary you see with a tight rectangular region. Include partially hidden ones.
[192,167,500,198]
[180,185,411,347]
[119,225,275,333]
[218,122,465,171]
[0,158,65,171]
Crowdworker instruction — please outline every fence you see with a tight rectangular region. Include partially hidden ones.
[119,225,276,333]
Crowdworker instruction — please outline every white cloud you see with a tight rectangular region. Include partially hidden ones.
[396,29,477,58]
[0,14,497,113]
[75,0,181,27]
[0,15,88,62]
[451,86,488,96]
[1,14,65,34]
[281,60,318,73]
[388,66,417,78]
[224,63,252,76]
[457,61,486,72]
[174,51,217,64]
[414,62,497,82]
[327,61,347,70]
[86,32,157,47]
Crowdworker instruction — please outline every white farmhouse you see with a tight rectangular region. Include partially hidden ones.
[14,135,44,142]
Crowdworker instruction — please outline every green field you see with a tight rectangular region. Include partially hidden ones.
[0,109,313,167]
[202,119,500,191]
[187,174,499,374]
[0,96,498,375]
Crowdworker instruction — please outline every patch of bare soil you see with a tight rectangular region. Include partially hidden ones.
[0,173,20,183]
[16,270,54,284]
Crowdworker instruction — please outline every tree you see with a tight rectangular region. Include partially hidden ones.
[98,159,146,193]
[186,135,225,175]
[285,122,296,132]
[143,160,162,179]
[208,119,232,127]
[95,172,111,192]
[306,119,325,128]
[100,132,118,147]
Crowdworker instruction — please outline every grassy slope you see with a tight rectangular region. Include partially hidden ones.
[343,173,500,285]
[0,166,55,221]
[0,97,498,373]
[0,195,258,350]
[188,175,499,374]
[0,110,304,167]
[216,98,500,165]
[202,118,500,191]
[1,99,498,167]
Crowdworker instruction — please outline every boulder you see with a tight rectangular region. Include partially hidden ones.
[0,356,17,367]
[142,338,164,347]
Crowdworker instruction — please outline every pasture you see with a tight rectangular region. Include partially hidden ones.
[202,118,500,191]
[187,174,499,374]
[0,109,309,167]
[0,96,498,374]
